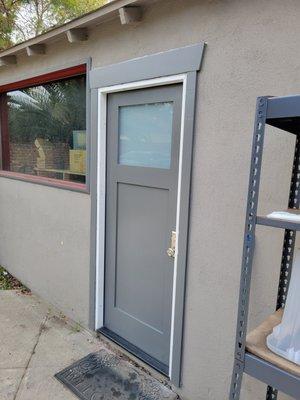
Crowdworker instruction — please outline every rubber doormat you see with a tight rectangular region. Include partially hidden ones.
[55,349,177,400]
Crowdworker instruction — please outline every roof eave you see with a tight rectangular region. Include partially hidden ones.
[0,0,151,59]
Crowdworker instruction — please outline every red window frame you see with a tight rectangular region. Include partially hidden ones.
[0,64,88,192]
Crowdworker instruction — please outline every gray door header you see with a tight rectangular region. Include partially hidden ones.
[89,43,205,88]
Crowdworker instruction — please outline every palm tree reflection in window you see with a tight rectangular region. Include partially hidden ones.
[6,76,86,182]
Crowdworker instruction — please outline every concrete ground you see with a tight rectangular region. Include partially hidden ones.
[0,290,101,400]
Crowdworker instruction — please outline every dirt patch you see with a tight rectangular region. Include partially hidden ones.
[0,266,31,293]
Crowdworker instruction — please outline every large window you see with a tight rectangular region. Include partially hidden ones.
[0,65,87,189]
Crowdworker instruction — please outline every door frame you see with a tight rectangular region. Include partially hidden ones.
[89,44,205,386]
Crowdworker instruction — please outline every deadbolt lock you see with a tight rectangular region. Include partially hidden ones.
[167,231,176,258]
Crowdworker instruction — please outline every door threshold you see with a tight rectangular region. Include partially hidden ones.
[98,327,169,376]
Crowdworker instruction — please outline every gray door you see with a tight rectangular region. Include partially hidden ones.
[104,84,182,373]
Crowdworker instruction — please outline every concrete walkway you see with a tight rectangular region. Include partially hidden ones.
[0,290,101,400]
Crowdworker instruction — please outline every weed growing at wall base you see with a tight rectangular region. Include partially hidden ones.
[0,266,30,293]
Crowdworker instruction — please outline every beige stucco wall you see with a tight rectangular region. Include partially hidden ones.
[0,178,91,325]
[1,0,300,399]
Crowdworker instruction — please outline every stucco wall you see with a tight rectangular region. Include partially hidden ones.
[0,178,90,325]
[0,0,300,399]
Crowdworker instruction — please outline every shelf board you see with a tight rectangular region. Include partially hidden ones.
[244,353,300,398]
[245,309,300,397]
[256,211,300,231]
[266,96,300,134]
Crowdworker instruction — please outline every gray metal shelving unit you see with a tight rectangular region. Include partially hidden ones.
[230,95,300,400]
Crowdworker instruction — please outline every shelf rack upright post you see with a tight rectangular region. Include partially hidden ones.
[230,95,300,399]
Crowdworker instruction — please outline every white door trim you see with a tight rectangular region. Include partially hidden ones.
[94,73,187,379]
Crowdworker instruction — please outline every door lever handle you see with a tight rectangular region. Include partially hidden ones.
[167,231,176,258]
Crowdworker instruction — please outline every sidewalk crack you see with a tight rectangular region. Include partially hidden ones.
[13,312,49,400]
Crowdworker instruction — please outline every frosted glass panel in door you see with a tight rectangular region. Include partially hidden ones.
[118,102,173,169]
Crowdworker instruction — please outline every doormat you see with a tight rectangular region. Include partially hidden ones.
[55,349,178,400]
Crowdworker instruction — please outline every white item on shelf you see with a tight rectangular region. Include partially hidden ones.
[267,245,300,365]
[267,211,300,223]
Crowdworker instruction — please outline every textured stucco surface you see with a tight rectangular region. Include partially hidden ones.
[0,0,300,399]
[0,179,90,326]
